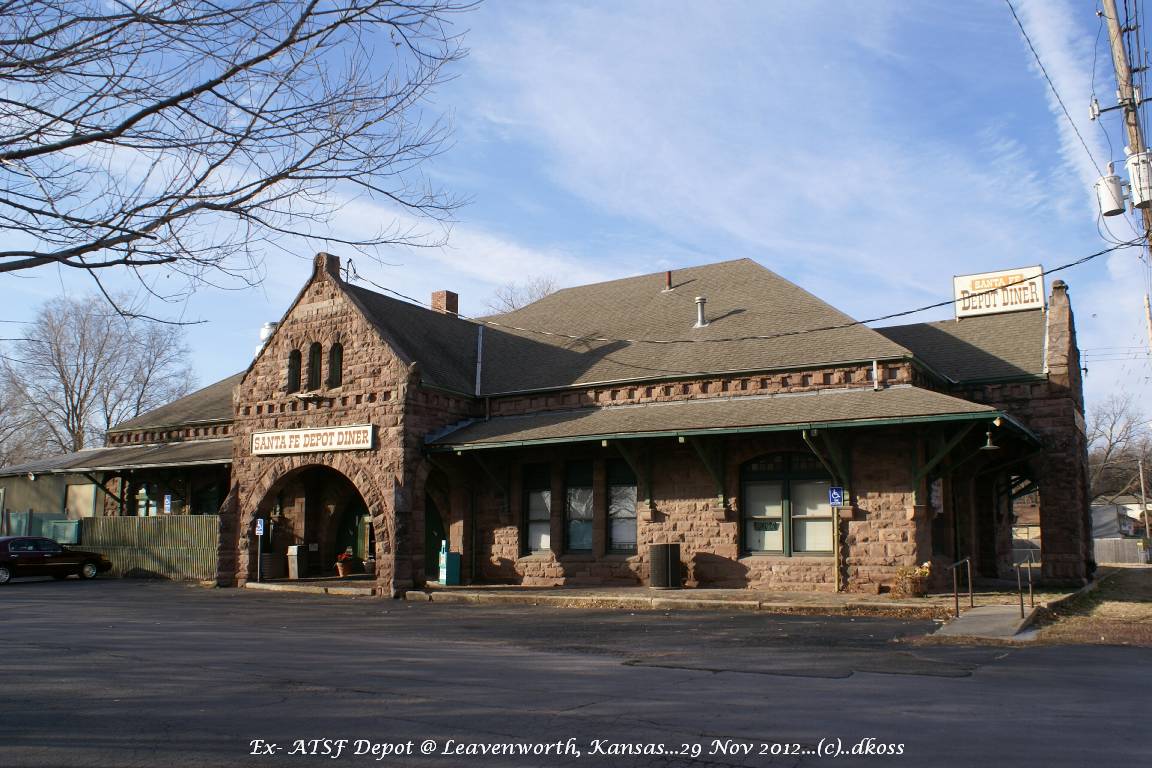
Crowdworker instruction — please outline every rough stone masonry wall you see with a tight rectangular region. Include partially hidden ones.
[226,254,478,595]
[467,430,920,592]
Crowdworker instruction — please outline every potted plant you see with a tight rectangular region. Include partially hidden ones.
[335,547,362,577]
[892,561,932,598]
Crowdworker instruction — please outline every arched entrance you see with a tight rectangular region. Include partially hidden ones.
[255,465,373,577]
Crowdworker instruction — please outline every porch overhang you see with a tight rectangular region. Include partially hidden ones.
[426,385,1039,453]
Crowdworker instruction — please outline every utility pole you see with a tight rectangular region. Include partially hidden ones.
[1104,0,1152,237]
[1141,457,1152,556]
[1102,0,1152,355]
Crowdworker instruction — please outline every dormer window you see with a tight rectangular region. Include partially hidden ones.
[286,350,301,393]
[306,342,322,390]
[327,343,343,388]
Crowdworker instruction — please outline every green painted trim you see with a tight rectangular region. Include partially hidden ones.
[429,410,1004,453]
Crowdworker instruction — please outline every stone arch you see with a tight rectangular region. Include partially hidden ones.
[237,453,396,592]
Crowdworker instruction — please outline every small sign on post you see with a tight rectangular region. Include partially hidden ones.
[163,494,172,515]
[255,518,265,537]
[828,486,845,507]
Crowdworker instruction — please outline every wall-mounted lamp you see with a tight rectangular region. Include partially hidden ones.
[980,429,1000,452]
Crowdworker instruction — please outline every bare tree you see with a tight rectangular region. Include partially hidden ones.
[0,1,473,306]
[0,378,45,466]
[1088,394,1151,500]
[0,295,195,455]
[486,275,558,313]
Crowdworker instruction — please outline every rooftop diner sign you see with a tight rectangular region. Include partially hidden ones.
[251,425,373,455]
[953,266,1044,319]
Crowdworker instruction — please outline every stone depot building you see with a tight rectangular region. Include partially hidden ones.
[1,254,1093,594]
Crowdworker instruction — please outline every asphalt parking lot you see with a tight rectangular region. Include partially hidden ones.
[1,579,1147,767]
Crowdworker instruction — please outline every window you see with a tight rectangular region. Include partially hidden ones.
[522,463,551,554]
[741,453,834,555]
[286,350,301,393]
[564,461,593,552]
[327,343,343,388]
[606,459,637,553]
[306,342,322,390]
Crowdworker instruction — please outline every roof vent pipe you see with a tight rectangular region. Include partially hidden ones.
[663,270,673,292]
[695,296,709,328]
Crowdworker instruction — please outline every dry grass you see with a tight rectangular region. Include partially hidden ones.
[1032,566,1152,647]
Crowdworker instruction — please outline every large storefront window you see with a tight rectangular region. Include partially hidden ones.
[565,461,593,552]
[522,463,551,554]
[606,458,637,553]
[741,453,833,555]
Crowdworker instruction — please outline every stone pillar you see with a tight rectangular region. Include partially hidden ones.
[1037,280,1091,583]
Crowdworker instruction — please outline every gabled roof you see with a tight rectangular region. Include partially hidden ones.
[109,373,244,433]
[876,310,1046,383]
[476,259,911,394]
[0,439,232,477]
[345,284,478,395]
[429,385,1000,451]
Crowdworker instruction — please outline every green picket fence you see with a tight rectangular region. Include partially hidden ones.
[79,516,220,580]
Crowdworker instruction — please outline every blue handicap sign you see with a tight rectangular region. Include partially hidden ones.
[828,486,844,506]
[255,518,265,536]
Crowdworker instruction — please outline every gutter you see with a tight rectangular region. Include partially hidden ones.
[427,410,1007,454]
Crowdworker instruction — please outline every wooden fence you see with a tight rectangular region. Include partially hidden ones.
[80,516,220,580]
[1093,538,1148,565]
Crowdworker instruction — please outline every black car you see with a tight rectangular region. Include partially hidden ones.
[0,536,112,584]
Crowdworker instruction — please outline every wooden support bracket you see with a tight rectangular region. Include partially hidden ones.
[686,436,727,509]
[613,441,656,515]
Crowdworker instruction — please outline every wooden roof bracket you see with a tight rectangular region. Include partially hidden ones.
[612,440,657,515]
[684,435,728,510]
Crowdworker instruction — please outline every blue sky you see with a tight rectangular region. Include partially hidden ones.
[5,0,1150,413]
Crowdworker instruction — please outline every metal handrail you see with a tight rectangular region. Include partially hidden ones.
[945,557,974,617]
[1012,551,1037,618]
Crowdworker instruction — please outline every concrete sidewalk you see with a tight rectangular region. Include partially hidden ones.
[241,578,1085,629]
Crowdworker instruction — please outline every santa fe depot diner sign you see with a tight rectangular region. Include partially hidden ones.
[251,424,373,455]
[953,266,1044,319]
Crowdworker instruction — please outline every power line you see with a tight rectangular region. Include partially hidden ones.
[347,239,1140,348]
[1005,0,1108,178]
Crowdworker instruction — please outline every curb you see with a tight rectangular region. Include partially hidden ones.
[415,590,946,619]
[244,582,376,597]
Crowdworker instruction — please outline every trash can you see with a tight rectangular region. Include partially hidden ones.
[649,543,681,589]
[286,545,306,580]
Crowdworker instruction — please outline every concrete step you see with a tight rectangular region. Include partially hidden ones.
[244,581,375,597]
[932,604,1038,642]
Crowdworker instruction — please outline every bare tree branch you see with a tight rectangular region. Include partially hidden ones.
[0,294,196,455]
[486,275,558,314]
[0,0,475,303]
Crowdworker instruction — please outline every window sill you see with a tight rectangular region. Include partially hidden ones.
[739,553,834,563]
[517,553,554,562]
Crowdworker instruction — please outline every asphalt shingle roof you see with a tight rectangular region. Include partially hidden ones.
[475,259,911,394]
[0,439,232,477]
[110,373,243,432]
[347,284,479,395]
[429,385,998,449]
[876,310,1046,383]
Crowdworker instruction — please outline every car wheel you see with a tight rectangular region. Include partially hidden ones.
[0,565,11,584]
[79,561,99,580]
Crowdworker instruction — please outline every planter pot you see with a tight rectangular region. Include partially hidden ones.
[336,562,357,578]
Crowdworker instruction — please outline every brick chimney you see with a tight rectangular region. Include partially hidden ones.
[1045,279,1084,411]
[431,290,459,316]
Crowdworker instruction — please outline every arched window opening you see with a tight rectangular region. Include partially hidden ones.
[306,342,322,390]
[327,343,344,388]
[741,452,833,556]
[286,350,302,393]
